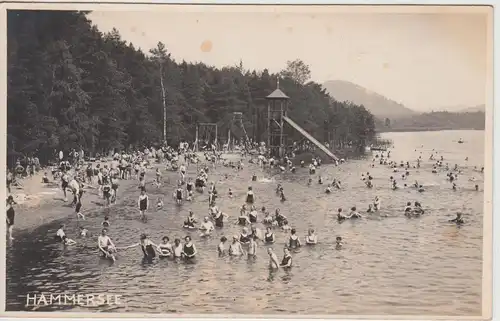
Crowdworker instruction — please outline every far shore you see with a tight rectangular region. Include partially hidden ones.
[377,127,484,133]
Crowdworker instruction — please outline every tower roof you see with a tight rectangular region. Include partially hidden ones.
[266,88,289,100]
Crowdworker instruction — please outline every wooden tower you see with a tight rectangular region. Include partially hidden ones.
[265,79,289,158]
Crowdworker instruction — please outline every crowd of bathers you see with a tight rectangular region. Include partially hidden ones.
[6,142,482,269]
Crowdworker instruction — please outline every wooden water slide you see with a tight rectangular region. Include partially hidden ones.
[282,116,339,161]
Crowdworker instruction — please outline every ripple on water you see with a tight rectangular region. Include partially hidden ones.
[6,130,484,315]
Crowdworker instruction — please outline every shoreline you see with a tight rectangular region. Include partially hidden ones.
[376,128,484,133]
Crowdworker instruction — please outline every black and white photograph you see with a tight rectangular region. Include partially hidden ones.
[2,3,494,318]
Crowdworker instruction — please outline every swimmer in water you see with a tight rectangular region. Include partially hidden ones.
[229,235,245,256]
[374,197,381,211]
[237,208,251,226]
[121,234,158,262]
[55,224,76,245]
[337,208,347,221]
[228,188,233,198]
[264,227,275,244]
[218,236,228,256]
[213,210,227,228]
[79,226,89,237]
[279,190,286,202]
[138,188,149,222]
[305,228,318,245]
[97,228,116,261]
[404,202,413,217]
[156,198,164,210]
[418,185,425,193]
[281,220,291,231]
[246,186,255,204]
[199,216,215,236]
[173,238,183,259]
[449,213,465,225]
[325,184,332,194]
[280,247,293,268]
[268,248,280,269]
[75,199,85,220]
[248,235,258,257]
[186,190,193,202]
[174,186,183,205]
[367,204,374,213]
[102,216,110,228]
[335,236,343,250]
[157,236,173,258]
[248,205,258,223]
[413,201,424,216]
[307,178,312,186]
[348,207,362,219]
[239,227,251,245]
[288,228,302,249]
[182,236,197,260]
[183,210,197,228]
[318,176,323,185]
[452,183,457,191]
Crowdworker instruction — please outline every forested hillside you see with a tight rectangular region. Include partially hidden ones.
[7,10,376,163]
[376,111,485,132]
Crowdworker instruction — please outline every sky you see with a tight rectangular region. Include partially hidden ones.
[88,5,491,112]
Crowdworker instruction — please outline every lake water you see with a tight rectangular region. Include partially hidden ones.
[5,130,485,315]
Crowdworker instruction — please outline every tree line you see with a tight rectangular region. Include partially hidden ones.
[377,111,485,132]
[7,10,376,165]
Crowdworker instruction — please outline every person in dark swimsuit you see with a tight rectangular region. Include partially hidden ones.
[184,211,197,228]
[102,183,112,206]
[213,210,226,228]
[122,234,157,263]
[174,185,183,205]
[280,247,293,268]
[61,172,69,201]
[274,208,286,227]
[337,208,347,221]
[239,227,251,245]
[111,178,119,204]
[264,227,275,244]
[86,165,93,184]
[248,206,258,223]
[75,199,84,220]
[449,213,465,225]
[183,236,197,261]
[6,196,16,240]
[186,179,194,193]
[138,189,149,222]
[246,186,254,204]
[102,216,111,228]
[288,229,301,249]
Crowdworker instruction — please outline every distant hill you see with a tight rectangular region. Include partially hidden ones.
[322,80,417,118]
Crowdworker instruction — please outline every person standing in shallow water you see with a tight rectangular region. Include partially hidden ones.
[6,195,16,240]
[246,186,255,204]
[267,248,280,269]
[280,247,293,268]
[138,188,149,222]
[183,236,197,261]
